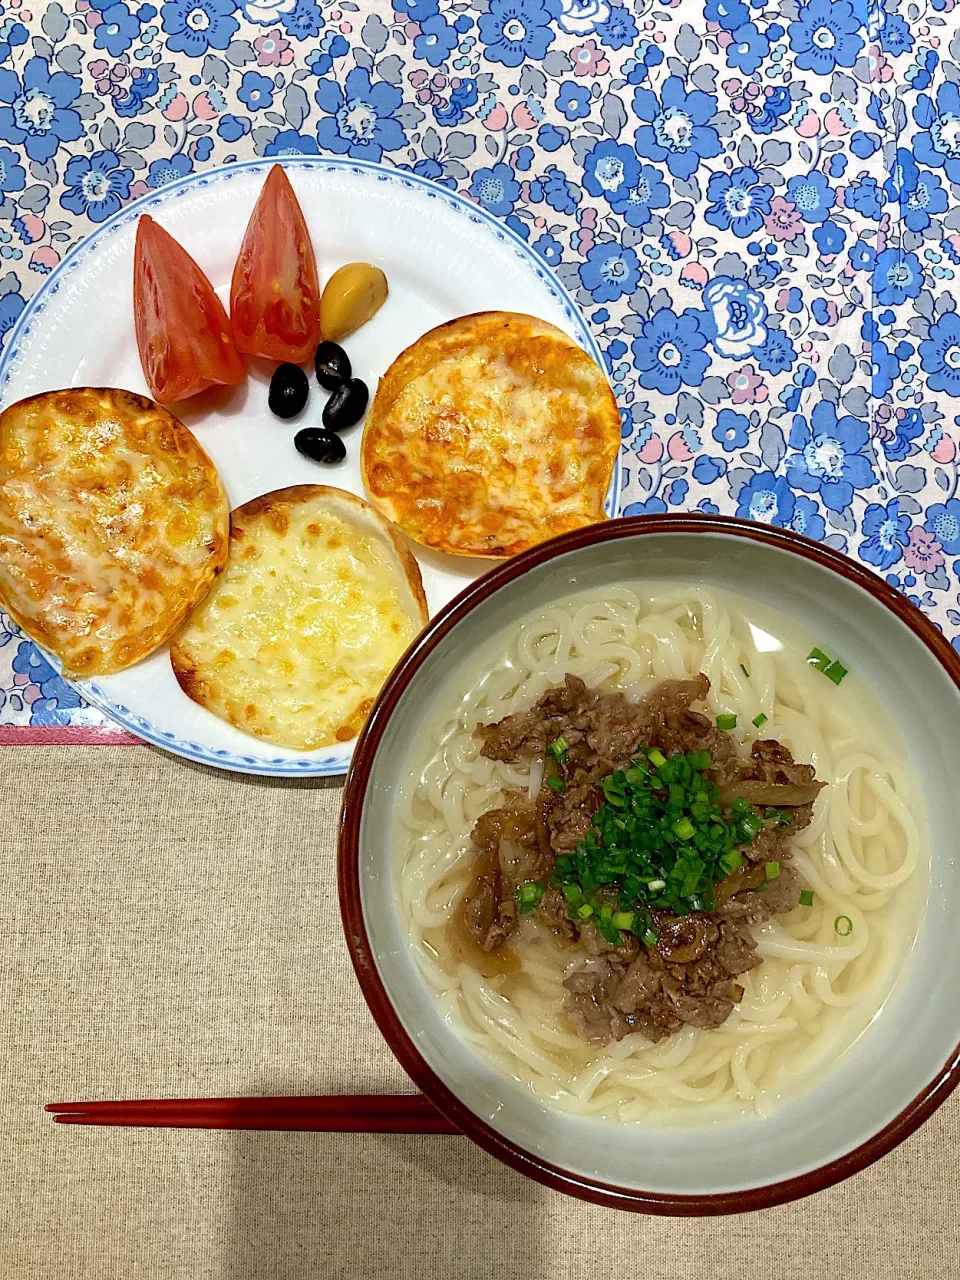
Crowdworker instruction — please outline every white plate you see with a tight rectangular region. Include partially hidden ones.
[0,158,620,776]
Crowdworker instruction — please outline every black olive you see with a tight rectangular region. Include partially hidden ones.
[322,377,369,432]
[314,341,352,390]
[269,362,309,419]
[294,427,346,465]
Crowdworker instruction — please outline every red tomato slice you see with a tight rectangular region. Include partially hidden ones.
[134,215,245,404]
[230,164,322,364]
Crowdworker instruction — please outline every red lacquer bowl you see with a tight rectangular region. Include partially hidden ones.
[339,516,960,1214]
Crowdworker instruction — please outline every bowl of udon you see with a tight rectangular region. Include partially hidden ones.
[338,514,960,1214]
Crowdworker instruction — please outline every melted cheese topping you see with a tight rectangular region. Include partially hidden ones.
[170,486,427,750]
[361,312,620,557]
[0,387,227,676]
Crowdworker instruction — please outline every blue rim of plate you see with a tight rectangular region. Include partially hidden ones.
[0,157,622,777]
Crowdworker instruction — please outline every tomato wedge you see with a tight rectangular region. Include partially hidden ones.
[134,215,245,404]
[230,164,322,364]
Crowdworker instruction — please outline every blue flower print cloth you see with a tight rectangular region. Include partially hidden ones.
[2,0,960,729]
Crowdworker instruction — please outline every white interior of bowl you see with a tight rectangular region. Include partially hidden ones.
[357,529,960,1196]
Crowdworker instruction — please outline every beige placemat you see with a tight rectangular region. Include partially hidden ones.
[1,745,957,1280]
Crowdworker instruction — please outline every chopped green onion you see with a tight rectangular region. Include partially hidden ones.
[732,798,762,840]
[740,664,750,678]
[752,712,768,728]
[716,713,737,731]
[808,647,849,686]
[641,927,659,949]
[765,861,780,880]
[764,807,793,829]
[807,647,832,672]
[596,914,622,945]
[612,911,635,931]
[602,774,627,807]
[834,914,853,937]
[547,735,568,761]
[720,849,742,876]
[516,882,545,913]
[681,865,702,898]
[799,889,814,907]
[546,775,566,794]
[549,742,794,927]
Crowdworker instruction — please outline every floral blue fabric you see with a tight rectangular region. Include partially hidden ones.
[2,0,960,729]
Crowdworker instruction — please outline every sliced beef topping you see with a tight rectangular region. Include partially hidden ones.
[642,674,738,774]
[718,739,824,816]
[578,920,640,964]
[564,961,640,1044]
[562,936,754,1046]
[715,921,762,975]
[660,975,742,1032]
[462,869,516,954]
[718,862,803,924]
[536,886,577,941]
[476,673,738,785]
[475,674,597,763]
[464,672,822,1046]
[611,953,664,1015]
[464,792,545,952]
[545,780,602,853]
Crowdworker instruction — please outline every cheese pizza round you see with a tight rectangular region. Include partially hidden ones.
[0,387,228,677]
[170,485,428,751]
[360,311,620,558]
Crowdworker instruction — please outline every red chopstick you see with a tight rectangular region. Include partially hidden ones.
[46,1093,460,1134]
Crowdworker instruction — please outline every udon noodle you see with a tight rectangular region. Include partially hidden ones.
[394,586,923,1122]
